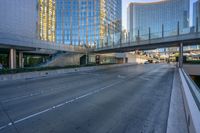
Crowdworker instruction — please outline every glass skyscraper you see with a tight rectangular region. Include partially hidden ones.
[38,0,56,42]
[127,0,189,40]
[193,0,200,27]
[39,0,121,48]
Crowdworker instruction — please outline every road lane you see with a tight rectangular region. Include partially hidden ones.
[0,64,174,133]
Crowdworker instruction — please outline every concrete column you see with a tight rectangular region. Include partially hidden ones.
[19,52,24,68]
[162,24,164,38]
[85,49,88,65]
[177,21,180,35]
[123,53,127,64]
[179,43,183,68]
[123,57,127,64]
[9,48,16,69]
[149,27,151,40]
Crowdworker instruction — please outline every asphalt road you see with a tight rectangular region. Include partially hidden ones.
[0,64,175,133]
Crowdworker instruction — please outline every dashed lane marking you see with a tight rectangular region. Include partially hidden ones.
[0,81,120,131]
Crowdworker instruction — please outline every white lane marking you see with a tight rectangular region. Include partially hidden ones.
[1,71,126,104]
[2,93,40,103]
[2,87,58,103]
[0,125,8,130]
[0,81,120,131]
[14,108,51,124]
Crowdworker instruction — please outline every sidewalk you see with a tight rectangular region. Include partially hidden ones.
[167,69,188,133]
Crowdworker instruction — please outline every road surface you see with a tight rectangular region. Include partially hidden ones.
[0,64,174,133]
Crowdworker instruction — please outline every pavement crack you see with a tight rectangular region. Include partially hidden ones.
[0,102,20,133]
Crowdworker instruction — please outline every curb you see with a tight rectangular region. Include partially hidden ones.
[0,63,135,81]
[166,69,188,133]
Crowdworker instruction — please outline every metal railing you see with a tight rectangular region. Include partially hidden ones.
[0,20,200,52]
[96,20,200,50]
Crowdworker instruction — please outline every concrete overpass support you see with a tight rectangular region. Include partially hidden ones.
[9,48,16,69]
[19,52,24,68]
[179,43,183,68]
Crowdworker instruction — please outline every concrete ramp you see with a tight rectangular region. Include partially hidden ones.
[41,53,82,67]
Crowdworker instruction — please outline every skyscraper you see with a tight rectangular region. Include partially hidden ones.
[39,0,122,48]
[38,0,56,42]
[193,0,200,28]
[127,0,189,41]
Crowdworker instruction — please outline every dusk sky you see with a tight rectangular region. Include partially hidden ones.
[122,0,198,29]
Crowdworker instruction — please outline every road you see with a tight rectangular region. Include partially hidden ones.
[0,64,175,133]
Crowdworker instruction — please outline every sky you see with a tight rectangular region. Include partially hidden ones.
[122,0,198,30]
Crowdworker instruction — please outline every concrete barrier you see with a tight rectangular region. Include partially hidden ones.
[0,63,135,81]
[179,69,200,133]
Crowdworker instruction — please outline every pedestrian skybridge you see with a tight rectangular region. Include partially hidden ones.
[94,24,200,53]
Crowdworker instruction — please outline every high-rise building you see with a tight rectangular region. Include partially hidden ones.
[193,0,200,27]
[127,0,189,40]
[38,0,56,42]
[45,0,122,48]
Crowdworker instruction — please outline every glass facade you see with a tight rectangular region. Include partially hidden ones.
[38,0,56,42]
[39,0,121,48]
[127,0,189,40]
[56,0,100,46]
[99,0,122,47]
[193,0,200,27]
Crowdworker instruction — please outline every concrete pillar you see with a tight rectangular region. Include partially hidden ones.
[162,24,164,38]
[9,48,16,69]
[123,53,127,64]
[19,52,24,68]
[85,52,88,65]
[177,21,180,36]
[149,27,151,40]
[179,43,183,68]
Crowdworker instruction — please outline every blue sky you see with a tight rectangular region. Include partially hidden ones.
[122,0,198,29]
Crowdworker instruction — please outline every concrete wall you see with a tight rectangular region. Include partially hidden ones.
[127,53,148,64]
[183,64,200,76]
[0,0,38,39]
[99,53,148,64]
[179,69,200,133]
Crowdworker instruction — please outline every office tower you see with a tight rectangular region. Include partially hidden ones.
[127,0,189,40]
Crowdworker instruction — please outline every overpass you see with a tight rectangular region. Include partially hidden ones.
[0,32,86,53]
[94,32,200,53]
[0,32,87,69]
[94,22,200,53]
[1,24,200,68]
[92,25,200,67]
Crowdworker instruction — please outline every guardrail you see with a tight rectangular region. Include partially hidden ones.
[179,68,200,133]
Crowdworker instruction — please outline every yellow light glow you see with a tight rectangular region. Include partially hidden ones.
[38,0,56,42]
